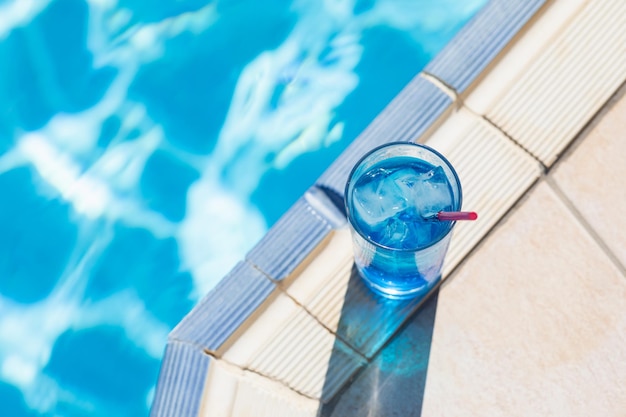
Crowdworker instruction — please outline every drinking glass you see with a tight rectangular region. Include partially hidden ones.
[345,142,462,299]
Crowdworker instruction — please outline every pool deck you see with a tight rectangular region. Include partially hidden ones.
[151,0,626,416]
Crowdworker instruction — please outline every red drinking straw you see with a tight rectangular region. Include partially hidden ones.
[437,211,478,221]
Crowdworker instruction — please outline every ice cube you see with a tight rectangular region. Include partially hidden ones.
[390,167,428,190]
[390,169,416,197]
[413,166,453,218]
[353,168,408,227]
[374,209,438,249]
[377,215,410,248]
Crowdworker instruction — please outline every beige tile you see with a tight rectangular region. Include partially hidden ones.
[200,359,240,417]
[282,227,431,359]
[282,228,354,335]
[464,0,588,113]
[423,107,542,277]
[466,0,626,166]
[220,291,365,401]
[421,181,626,417]
[553,90,626,269]
[200,359,319,417]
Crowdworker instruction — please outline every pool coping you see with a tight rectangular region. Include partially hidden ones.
[149,0,626,415]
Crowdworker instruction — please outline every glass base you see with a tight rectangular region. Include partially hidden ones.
[358,268,440,300]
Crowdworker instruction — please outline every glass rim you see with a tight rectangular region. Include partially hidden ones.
[344,141,463,253]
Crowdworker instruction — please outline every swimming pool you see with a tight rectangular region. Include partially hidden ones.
[0,0,486,415]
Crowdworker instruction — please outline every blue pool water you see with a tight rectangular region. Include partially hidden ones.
[0,0,486,415]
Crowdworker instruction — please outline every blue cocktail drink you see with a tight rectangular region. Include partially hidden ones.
[345,142,463,299]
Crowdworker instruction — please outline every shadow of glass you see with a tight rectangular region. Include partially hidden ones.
[318,266,440,416]
[313,184,439,416]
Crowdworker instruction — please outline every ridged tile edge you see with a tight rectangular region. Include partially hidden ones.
[284,229,428,358]
[220,291,366,402]
[247,306,365,401]
[280,228,354,332]
[150,341,211,417]
[436,114,543,277]
[316,74,453,194]
[304,185,347,229]
[425,0,547,93]
[169,261,275,351]
[246,197,333,281]
[203,359,321,417]
[488,0,626,166]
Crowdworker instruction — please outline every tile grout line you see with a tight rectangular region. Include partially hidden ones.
[201,348,322,402]
[167,336,216,355]
[545,175,626,279]
[422,70,549,172]
[478,112,547,171]
[170,329,354,404]
[420,72,458,102]
[442,176,542,283]
[280,285,370,363]
[544,78,626,176]
[247,259,370,363]
[418,71,554,287]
